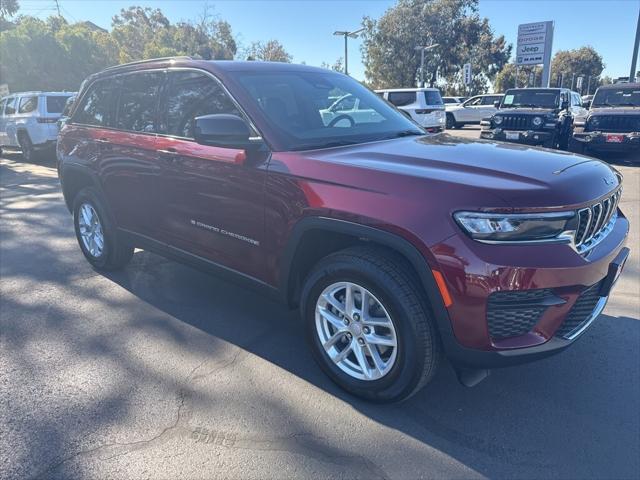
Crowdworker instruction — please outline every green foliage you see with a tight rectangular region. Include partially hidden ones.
[244,39,292,62]
[0,0,19,19]
[551,46,605,81]
[361,0,510,93]
[321,58,344,72]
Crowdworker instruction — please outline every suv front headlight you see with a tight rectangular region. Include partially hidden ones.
[493,115,503,125]
[453,211,576,243]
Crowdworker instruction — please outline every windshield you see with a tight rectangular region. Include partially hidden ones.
[592,87,640,107]
[234,71,424,151]
[501,89,560,109]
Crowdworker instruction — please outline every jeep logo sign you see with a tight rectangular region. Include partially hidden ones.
[516,21,553,66]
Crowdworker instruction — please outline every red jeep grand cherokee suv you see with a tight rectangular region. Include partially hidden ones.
[58,58,629,402]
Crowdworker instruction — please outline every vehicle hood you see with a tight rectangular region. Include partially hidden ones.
[296,135,620,210]
[588,107,640,116]
[495,108,557,116]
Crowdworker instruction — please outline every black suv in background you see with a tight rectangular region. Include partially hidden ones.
[481,88,586,149]
[570,83,640,155]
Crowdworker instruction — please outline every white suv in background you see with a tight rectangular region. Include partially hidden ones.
[0,91,75,161]
[376,88,445,132]
[445,93,503,129]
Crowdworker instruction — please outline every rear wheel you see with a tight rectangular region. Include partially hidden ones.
[18,131,39,162]
[301,246,440,403]
[73,187,133,270]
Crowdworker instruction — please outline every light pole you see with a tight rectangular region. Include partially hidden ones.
[414,44,439,87]
[333,27,364,76]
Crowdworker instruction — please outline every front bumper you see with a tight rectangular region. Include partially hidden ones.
[432,213,629,369]
[572,129,640,152]
[481,128,555,146]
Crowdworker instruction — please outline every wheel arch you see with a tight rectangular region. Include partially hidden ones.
[280,217,454,342]
[59,163,103,213]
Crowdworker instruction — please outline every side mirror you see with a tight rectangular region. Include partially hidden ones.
[193,114,261,151]
[583,100,591,109]
[493,100,500,108]
[561,100,569,110]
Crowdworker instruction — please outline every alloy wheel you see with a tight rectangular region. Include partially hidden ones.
[315,281,398,381]
[78,203,104,258]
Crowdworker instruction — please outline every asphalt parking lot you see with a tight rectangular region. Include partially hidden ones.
[1,131,639,479]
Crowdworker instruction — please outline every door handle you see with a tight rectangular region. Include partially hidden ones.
[158,148,181,163]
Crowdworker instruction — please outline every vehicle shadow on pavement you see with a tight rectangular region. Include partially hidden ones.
[1,156,639,479]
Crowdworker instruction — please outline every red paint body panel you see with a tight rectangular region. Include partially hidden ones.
[58,59,630,366]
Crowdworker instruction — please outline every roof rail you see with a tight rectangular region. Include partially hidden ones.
[102,56,193,72]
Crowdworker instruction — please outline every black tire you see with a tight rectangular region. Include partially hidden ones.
[568,137,586,155]
[73,187,133,271]
[445,113,457,129]
[301,246,440,403]
[17,131,40,162]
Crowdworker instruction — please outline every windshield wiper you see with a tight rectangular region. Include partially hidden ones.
[292,139,361,151]
[383,129,424,139]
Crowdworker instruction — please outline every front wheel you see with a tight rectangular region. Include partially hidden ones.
[301,246,440,403]
[445,113,457,129]
[73,187,133,270]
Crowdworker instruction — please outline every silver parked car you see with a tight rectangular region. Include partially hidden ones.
[445,94,503,129]
[0,91,75,161]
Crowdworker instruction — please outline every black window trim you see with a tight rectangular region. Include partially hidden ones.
[69,67,268,148]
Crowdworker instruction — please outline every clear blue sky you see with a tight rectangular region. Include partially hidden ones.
[18,0,640,81]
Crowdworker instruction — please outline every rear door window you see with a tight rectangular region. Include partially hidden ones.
[116,72,164,133]
[18,96,38,114]
[161,70,241,138]
[73,79,119,127]
[387,91,416,107]
[46,96,71,114]
[5,97,17,115]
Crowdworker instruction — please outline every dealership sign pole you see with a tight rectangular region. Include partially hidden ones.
[516,21,554,87]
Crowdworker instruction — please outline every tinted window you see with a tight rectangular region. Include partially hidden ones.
[116,72,163,133]
[18,96,38,114]
[235,71,423,151]
[46,96,72,114]
[387,92,416,106]
[74,79,118,126]
[162,71,241,138]
[423,91,443,105]
[443,98,457,104]
[481,96,500,105]
[501,89,560,108]
[592,86,640,107]
[5,97,16,115]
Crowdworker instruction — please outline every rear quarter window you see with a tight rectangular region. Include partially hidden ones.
[423,91,443,105]
[5,97,16,115]
[18,96,38,114]
[387,91,416,107]
[46,96,71,114]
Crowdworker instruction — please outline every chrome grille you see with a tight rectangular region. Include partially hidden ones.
[574,189,621,254]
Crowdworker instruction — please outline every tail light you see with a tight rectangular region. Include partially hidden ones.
[37,117,58,123]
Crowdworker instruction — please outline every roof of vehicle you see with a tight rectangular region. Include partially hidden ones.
[375,87,440,92]
[2,91,75,97]
[596,82,640,90]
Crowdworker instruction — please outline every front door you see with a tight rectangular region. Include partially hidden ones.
[156,69,268,281]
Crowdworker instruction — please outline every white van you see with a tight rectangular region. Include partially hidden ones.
[376,88,445,132]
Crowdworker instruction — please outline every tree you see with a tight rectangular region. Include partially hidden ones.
[551,46,604,89]
[361,0,510,92]
[245,39,292,62]
[0,0,19,19]
[321,57,344,72]
[493,63,538,92]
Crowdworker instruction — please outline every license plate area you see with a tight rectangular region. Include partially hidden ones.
[606,134,624,143]
[505,131,520,140]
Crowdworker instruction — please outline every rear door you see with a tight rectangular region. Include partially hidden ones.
[457,96,482,122]
[0,98,8,144]
[155,69,268,279]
